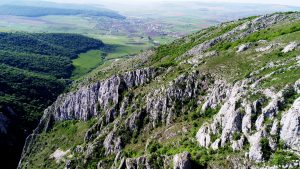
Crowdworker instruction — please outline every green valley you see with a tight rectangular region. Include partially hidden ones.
[72,50,105,79]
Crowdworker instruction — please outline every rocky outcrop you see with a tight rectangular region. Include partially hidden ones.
[124,155,172,169]
[146,72,211,127]
[282,42,298,53]
[280,97,300,151]
[173,152,192,169]
[196,79,300,162]
[237,43,251,53]
[184,13,297,57]
[196,80,247,148]
[46,68,157,123]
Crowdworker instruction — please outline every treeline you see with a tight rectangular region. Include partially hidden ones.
[0,33,104,59]
[0,32,104,166]
[0,51,72,78]
[0,64,67,125]
[0,5,125,19]
[0,32,104,124]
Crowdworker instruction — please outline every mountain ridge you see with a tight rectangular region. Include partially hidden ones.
[18,12,300,169]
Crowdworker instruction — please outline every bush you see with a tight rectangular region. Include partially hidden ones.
[260,138,272,161]
[147,141,162,154]
[269,150,299,166]
[232,132,241,141]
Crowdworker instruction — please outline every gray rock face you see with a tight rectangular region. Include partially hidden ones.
[196,77,300,162]
[125,156,151,169]
[280,97,300,151]
[47,68,157,122]
[248,131,265,162]
[124,155,172,169]
[237,43,251,53]
[103,131,122,155]
[173,152,192,169]
[146,72,211,127]
[196,81,246,148]
[282,42,298,53]
[255,44,275,52]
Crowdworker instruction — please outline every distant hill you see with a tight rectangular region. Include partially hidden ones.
[0,5,125,19]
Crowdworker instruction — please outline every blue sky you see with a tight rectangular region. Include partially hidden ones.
[44,0,300,7]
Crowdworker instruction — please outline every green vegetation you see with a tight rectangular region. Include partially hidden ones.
[23,120,94,169]
[260,138,272,161]
[268,150,299,166]
[0,33,104,59]
[0,32,104,128]
[149,20,247,68]
[0,32,104,168]
[72,50,105,79]
[212,20,300,51]
[0,50,72,78]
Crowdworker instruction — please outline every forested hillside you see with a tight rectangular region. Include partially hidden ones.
[0,32,104,169]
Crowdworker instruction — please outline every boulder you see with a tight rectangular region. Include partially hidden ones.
[282,42,298,53]
[237,44,251,53]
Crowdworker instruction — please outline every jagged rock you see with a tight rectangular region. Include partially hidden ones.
[103,131,122,155]
[282,42,298,53]
[232,137,245,151]
[242,103,254,135]
[258,40,268,44]
[280,97,300,151]
[255,44,274,52]
[211,139,221,150]
[46,68,157,122]
[201,80,229,112]
[126,111,144,132]
[173,152,192,169]
[50,149,70,164]
[270,119,279,136]
[186,51,217,65]
[125,156,150,169]
[147,72,210,127]
[248,131,265,162]
[196,124,211,147]
[237,43,251,53]
[269,136,277,151]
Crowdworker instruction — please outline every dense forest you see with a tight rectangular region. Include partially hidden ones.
[0,5,126,19]
[0,32,104,168]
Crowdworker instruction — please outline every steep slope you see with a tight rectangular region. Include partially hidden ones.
[0,33,104,169]
[19,12,300,169]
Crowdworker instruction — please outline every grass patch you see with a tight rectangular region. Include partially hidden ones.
[267,150,299,167]
[22,120,95,169]
[72,50,105,79]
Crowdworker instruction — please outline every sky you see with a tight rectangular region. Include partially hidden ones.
[43,0,300,7]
